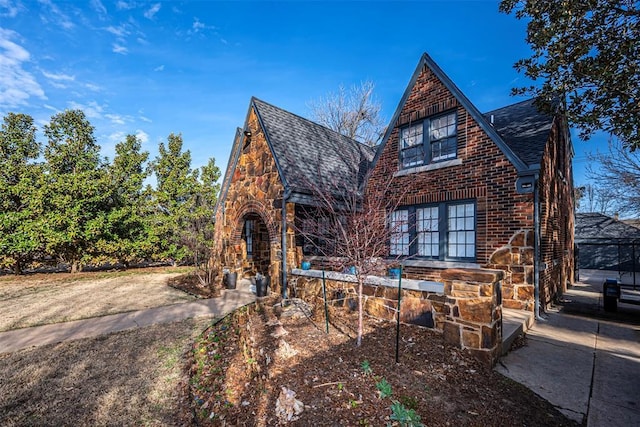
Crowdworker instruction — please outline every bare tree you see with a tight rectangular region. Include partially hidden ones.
[586,139,640,217]
[294,161,409,347]
[307,81,386,146]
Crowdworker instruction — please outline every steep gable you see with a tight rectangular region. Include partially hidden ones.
[372,53,556,174]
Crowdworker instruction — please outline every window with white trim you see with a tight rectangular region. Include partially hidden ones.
[390,201,475,261]
[400,111,457,168]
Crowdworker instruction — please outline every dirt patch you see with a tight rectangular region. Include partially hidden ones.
[0,267,196,331]
[187,296,579,426]
[0,316,213,426]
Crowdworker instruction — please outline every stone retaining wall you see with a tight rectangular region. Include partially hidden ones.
[290,267,504,366]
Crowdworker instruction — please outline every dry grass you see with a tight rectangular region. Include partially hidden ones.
[0,267,196,332]
[0,317,212,426]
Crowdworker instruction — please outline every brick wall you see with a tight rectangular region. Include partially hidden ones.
[538,115,575,307]
[368,63,535,280]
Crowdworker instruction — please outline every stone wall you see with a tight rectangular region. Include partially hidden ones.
[487,230,535,311]
[290,274,444,329]
[290,267,504,366]
[213,106,295,294]
[440,269,503,366]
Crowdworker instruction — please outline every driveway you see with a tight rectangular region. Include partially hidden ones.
[497,270,640,426]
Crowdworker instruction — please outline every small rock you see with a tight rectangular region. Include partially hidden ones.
[275,386,304,422]
[271,325,288,338]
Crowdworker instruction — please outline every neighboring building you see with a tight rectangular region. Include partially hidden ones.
[213,53,575,321]
[576,212,640,273]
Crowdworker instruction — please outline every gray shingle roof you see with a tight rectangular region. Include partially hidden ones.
[576,213,640,243]
[483,98,555,167]
[253,98,376,199]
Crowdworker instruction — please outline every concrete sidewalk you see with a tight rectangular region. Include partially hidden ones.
[496,276,640,426]
[0,289,256,354]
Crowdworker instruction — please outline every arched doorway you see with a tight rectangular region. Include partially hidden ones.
[241,213,271,277]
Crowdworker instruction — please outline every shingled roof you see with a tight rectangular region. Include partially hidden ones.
[576,213,640,243]
[484,98,555,168]
[252,98,376,201]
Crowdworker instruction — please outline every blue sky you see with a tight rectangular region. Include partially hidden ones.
[1,0,597,186]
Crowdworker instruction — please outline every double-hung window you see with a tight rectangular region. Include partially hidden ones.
[390,201,475,261]
[400,111,457,168]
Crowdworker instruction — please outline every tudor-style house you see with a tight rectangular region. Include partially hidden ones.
[212,53,574,360]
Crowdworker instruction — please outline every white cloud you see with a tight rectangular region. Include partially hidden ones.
[135,129,149,143]
[153,64,164,72]
[105,25,128,37]
[42,70,75,81]
[116,1,134,10]
[138,111,152,123]
[105,113,126,125]
[68,100,105,119]
[112,43,128,54]
[192,18,205,32]
[108,130,126,144]
[0,28,46,107]
[144,3,160,20]
[38,0,74,30]
[0,0,23,17]
[85,82,102,92]
[91,0,107,17]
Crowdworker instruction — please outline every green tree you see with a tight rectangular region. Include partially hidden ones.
[500,0,640,149]
[0,113,43,274]
[184,158,221,284]
[149,133,199,263]
[42,110,110,273]
[97,134,151,267]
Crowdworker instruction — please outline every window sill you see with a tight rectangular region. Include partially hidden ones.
[400,259,480,269]
[394,158,462,177]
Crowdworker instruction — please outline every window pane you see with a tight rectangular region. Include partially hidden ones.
[390,209,410,256]
[401,123,423,148]
[447,202,475,259]
[417,207,439,258]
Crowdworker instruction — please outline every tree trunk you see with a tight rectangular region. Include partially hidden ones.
[71,261,82,274]
[13,260,22,275]
[356,278,364,347]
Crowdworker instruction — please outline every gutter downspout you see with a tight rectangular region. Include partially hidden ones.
[534,174,542,320]
[281,188,291,299]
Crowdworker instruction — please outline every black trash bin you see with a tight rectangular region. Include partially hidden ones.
[224,271,237,290]
[255,274,269,297]
[603,278,620,312]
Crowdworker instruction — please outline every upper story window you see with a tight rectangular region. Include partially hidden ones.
[400,111,457,169]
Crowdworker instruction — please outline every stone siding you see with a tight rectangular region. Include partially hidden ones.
[213,106,297,293]
[487,230,535,311]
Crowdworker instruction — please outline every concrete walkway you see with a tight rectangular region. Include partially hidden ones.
[0,289,256,354]
[497,272,640,426]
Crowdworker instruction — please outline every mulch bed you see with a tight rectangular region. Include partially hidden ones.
[168,273,221,299]
[184,292,579,426]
